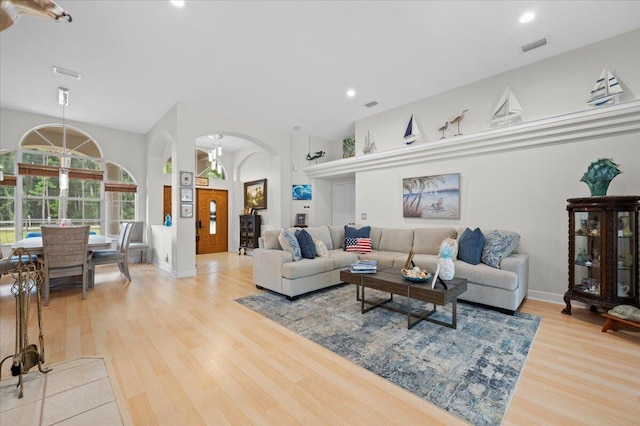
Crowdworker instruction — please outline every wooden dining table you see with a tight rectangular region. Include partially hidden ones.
[11,235,113,256]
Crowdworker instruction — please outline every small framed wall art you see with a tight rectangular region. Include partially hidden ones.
[292,184,312,200]
[180,187,193,202]
[180,171,193,186]
[180,203,194,218]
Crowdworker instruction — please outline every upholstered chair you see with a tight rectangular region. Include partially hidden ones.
[89,222,133,287]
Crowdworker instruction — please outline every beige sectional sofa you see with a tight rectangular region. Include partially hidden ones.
[252,225,528,313]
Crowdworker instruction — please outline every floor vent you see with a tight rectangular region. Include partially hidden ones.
[364,101,379,108]
[521,38,547,53]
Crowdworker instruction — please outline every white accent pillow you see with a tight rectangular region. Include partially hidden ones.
[314,239,329,257]
[278,229,301,261]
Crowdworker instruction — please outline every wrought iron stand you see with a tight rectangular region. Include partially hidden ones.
[0,249,51,398]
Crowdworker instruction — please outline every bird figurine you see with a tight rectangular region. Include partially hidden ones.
[438,122,449,139]
[0,0,71,32]
[450,109,469,136]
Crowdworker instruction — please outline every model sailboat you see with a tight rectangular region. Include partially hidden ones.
[490,87,523,125]
[587,68,624,107]
[403,114,424,145]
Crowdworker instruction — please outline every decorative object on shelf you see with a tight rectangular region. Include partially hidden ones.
[292,184,312,201]
[0,0,72,32]
[587,67,624,107]
[295,213,308,227]
[403,114,425,145]
[244,178,267,210]
[438,122,448,139]
[580,158,622,196]
[306,151,325,161]
[450,109,468,136]
[490,87,523,126]
[619,215,632,237]
[342,137,355,158]
[164,214,172,227]
[363,131,377,154]
[403,173,460,219]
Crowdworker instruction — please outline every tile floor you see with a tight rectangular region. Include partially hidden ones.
[1,357,123,425]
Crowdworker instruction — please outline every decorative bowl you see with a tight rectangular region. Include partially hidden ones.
[401,269,431,283]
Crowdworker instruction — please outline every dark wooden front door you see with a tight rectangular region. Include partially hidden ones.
[196,189,228,254]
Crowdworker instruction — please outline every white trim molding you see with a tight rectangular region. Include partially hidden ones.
[304,100,640,179]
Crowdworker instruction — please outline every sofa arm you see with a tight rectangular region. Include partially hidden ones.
[252,248,293,293]
[500,253,529,296]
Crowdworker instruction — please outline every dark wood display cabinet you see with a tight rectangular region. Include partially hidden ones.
[239,214,261,255]
[563,196,640,315]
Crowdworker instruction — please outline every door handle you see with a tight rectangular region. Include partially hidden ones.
[198,220,202,229]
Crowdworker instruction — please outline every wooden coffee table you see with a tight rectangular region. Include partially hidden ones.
[340,268,468,329]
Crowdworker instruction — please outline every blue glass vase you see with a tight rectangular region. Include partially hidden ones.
[164,214,172,227]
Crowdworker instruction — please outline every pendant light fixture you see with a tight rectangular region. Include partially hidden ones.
[208,134,223,174]
[58,87,69,191]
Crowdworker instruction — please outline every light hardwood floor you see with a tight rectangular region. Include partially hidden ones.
[1,253,638,425]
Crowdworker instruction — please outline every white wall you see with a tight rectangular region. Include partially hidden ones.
[348,29,640,304]
[356,29,640,153]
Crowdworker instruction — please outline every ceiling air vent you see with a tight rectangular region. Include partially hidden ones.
[364,101,379,108]
[521,38,547,53]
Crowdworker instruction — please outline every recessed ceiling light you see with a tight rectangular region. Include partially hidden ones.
[519,11,535,23]
[170,0,185,7]
[346,89,356,98]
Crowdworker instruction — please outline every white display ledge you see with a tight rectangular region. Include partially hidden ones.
[304,100,640,179]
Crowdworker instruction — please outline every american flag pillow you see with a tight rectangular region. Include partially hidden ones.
[346,237,372,253]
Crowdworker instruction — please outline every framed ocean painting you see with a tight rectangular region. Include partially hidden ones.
[292,184,312,201]
[403,173,460,219]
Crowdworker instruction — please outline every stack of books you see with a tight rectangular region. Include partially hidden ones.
[349,260,378,274]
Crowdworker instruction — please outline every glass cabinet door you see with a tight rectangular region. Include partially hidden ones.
[616,211,636,298]
[573,210,603,296]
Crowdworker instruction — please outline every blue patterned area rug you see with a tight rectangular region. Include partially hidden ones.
[236,284,540,425]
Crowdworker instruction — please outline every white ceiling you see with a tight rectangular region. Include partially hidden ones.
[1,1,640,142]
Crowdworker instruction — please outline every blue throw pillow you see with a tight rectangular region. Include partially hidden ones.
[481,230,517,268]
[295,228,317,259]
[457,227,485,265]
[343,225,371,251]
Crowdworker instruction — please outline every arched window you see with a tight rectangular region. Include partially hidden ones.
[0,125,139,243]
[163,149,227,180]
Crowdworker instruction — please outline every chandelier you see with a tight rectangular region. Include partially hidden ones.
[58,87,69,191]
[208,134,222,174]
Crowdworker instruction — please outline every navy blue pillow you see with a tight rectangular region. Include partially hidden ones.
[344,225,371,251]
[295,229,316,259]
[457,227,485,265]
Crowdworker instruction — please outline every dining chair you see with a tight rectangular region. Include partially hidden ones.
[89,222,133,287]
[39,225,91,306]
[128,221,149,263]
